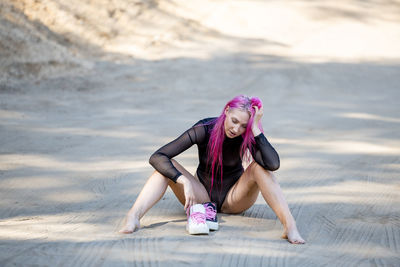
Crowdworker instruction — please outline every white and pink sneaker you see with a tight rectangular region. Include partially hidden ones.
[203,202,218,231]
[186,204,209,235]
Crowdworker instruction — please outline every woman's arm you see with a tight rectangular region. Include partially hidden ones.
[252,133,280,171]
[149,120,207,182]
[251,106,280,171]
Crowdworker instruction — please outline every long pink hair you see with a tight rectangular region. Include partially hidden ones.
[206,95,264,195]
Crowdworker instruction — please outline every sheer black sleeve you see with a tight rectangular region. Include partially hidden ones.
[149,121,207,183]
[251,133,280,171]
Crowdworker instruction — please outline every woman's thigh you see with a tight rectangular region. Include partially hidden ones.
[168,159,210,206]
[220,162,260,214]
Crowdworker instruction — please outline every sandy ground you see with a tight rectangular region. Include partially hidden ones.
[1,1,400,266]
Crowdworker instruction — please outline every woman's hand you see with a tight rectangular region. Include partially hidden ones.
[252,105,263,136]
[177,175,197,210]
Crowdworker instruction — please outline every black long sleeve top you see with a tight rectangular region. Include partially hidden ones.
[149,117,280,184]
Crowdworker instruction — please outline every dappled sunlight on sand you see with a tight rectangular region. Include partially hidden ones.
[44,191,96,203]
[274,138,399,155]
[316,140,399,155]
[29,126,144,139]
[286,180,400,204]
[381,163,400,171]
[0,154,149,172]
[329,243,398,258]
[0,176,73,189]
[338,112,400,123]
[0,212,116,242]
[15,0,395,61]
[0,110,26,120]
[108,0,400,61]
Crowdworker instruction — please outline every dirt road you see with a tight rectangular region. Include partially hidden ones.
[1,1,399,266]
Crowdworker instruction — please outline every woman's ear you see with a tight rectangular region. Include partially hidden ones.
[224,106,230,115]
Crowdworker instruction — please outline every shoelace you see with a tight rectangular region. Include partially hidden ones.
[190,212,206,224]
[205,206,216,220]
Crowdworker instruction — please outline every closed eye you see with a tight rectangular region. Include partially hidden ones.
[232,118,247,128]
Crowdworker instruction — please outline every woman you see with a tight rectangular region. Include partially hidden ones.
[120,95,305,244]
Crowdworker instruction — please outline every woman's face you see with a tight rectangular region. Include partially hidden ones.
[224,107,250,138]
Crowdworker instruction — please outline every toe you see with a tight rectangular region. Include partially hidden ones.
[119,228,133,234]
[288,238,305,244]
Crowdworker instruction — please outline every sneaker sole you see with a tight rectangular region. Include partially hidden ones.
[206,221,219,231]
[186,225,209,235]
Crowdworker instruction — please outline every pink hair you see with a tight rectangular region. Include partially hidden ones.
[206,95,264,196]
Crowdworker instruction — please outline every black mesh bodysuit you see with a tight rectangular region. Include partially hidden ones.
[149,117,280,212]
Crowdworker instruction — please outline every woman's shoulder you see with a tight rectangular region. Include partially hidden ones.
[192,117,217,128]
[189,117,217,137]
[198,117,217,124]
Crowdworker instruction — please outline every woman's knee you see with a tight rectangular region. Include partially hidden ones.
[151,169,169,181]
[247,161,275,181]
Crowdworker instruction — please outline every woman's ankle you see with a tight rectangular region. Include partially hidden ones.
[126,211,140,221]
[283,218,297,232]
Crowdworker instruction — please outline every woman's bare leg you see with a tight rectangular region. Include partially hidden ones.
[221,161,305,244]
[119,160,210,233]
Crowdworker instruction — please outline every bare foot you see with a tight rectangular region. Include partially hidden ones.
[282,226,306,244]
[119,214,140,234]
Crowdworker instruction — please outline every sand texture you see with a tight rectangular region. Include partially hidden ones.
[1,0,400,266]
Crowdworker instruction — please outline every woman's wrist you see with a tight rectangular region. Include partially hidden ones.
[252,125,261,137]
